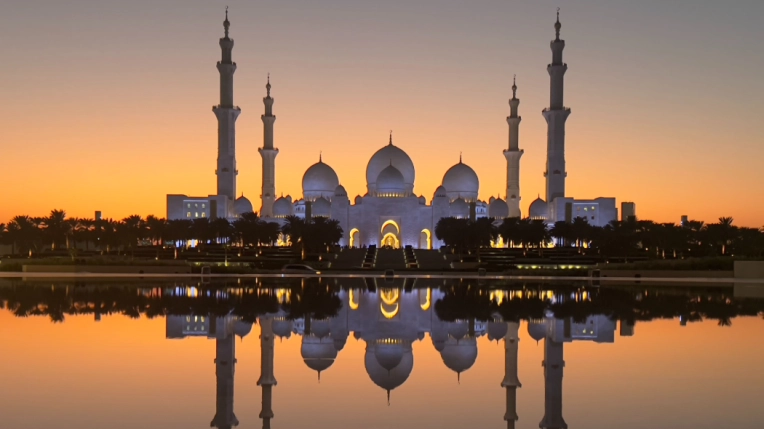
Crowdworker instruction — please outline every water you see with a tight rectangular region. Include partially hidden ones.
[1,277,763,429]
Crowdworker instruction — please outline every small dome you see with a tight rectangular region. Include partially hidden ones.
[365,344,414,392]
[234,195,254,216]
[528,320,548,342]
[487,321,508,342]
[418,195,426,205]
[375,165,406,196]
[234,320,253,338]
[489,198,509,219]
[334,185,347,197]
[302,336,338,372]
[310,319,331,339]
[366,136,415,195]
[442,161,479,202]
[374,343,405,371]
[272,318,293,339]
[448,322,470,341]
[529,197,548,219]
[303,159,340,201]
[273,196,293,217]
[311,197,331,218]
[433,186,448,199]
[440,338,478,374]
[450,198,469,218]
[354,195,363,205]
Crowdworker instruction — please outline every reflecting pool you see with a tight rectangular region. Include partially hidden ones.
[1,277,763,429]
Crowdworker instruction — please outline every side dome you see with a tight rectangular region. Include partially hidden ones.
[528,320,548,342]
[441,160,479,202]
[272,317,293,339]
[487,321,508,342]
[489,198,509,219]
[334,185,347,197]
[273,196,293,218]
[365,344,414,392]
[433,185,448,199]
[529,197,548,220]
[302,158,340,201]
[234,195,254,216]
[366,135,415,196]
[440,338,478,374]
[375,165,406,197]
[301,335,338,373]
[234,320,253,339]
[311,197,331,218]
[450,198,469,218]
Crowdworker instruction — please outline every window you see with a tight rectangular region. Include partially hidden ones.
[195,212,199,218]
[194,203,199,208]
[201,212,207,218]
[187,203,191,208]
[186,212,191,218]
[202,203,206,208]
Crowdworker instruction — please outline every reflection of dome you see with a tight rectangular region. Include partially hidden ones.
[450,198,469,218]
[487,321,508,342]
[272,318,293,339]
[375,165,406,196]
[374,342,405,371]
[311,197,331,218]
[334,336,347,351]
[234,195,254,216]
[448,322,470,340]
[529,197,548,219]
[528,321,548,342]
[273,196,292,218]
[440,338,478,374]
[366,136,415,195]
[303,159,340,201]
[310,319,331,338]
[234,320,253,338]
[302,336,338,372]
[442,160,479,202]
[365,344,414,392]
[488,198,509,219]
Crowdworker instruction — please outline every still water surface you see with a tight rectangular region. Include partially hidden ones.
[1,278,763,429]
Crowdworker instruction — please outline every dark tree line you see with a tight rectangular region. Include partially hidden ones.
[434,215,764,258]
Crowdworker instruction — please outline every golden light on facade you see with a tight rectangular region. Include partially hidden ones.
[380,303,400,319]
[420,288,432,311]
[380,288,400,306]
[349,289,360,310]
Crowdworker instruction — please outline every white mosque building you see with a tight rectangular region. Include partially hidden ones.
[166,10,624,248]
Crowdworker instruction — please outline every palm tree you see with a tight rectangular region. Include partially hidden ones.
[119,215,145,256]
[44,209,70,250]
[145,215,167,247]
[210,218,233,244]
[498,217,521,248]
[7,215,41,256]
[550,221,572,247]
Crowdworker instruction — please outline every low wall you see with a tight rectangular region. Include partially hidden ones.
[596,270,733,279]
[734,261,764,279]
[22,265,192,274]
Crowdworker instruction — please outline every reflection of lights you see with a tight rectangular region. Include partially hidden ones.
[380,289,400,306]
[420,288,432,311]
[490,290,507,305]
[349,289,360,310]
[380,303,399,319]
[276,288,291,304]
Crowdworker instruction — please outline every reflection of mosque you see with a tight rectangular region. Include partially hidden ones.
[166,288,627,429]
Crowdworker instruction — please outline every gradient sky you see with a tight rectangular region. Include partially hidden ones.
[1,0,762,226]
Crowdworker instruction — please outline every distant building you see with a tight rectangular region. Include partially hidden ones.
[621,202,636,221]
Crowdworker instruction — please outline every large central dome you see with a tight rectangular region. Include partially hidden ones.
[366,134,415,196]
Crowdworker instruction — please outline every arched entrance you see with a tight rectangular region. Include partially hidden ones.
[349,228,360,248]
[380,220,401,249]
[419,229,432,249]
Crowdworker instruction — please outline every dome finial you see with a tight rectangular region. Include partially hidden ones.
[555,7,562,40]
[387,390,391,406]
[319,151,322,162]
[266,73,271,97]
[389,130,393,146]
[512,74,517,98]
[224,6,230,38]
[459,152,463,164]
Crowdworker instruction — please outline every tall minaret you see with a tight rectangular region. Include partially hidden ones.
[504,76,524,218]
[259,76,278,217]
[213,8,241,203]
[539,338,567,429]
[257,317,278,429]
[210,319,239,429]
[501,321,522,429]
[542,9,571,205]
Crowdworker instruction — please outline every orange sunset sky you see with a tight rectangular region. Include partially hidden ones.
[0,0,762,226]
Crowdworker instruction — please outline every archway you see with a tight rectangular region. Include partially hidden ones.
[349,228,360,248]
[419,229,432,249]
[380,220,401,249]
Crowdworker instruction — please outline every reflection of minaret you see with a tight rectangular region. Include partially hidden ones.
[258,317,277,429]
[540,338,567,429]
[210,320,239,429]
[501,322,522,429]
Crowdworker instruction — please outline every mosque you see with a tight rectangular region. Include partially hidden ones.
[166,10,624,248]
[166,285,627,429]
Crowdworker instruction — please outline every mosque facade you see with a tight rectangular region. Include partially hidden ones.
[166,11,624,247]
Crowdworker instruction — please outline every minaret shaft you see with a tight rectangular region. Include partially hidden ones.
[504,80,523,218]
[258,317,277,429]
[210,328,239,429]
[214,14,240,203]
[259,79,278,217]
[540,339,567,429]
[543,14,571,206]
[502,322,521,428]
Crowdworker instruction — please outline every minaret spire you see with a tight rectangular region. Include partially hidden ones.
[213,8,241,209]
[542,8,571,210]
[504,75,524,218]
[389,130,393,145]
[259,74,279,217]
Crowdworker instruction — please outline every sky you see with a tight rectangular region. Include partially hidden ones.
[1,0,763,226]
